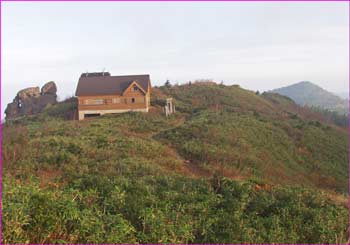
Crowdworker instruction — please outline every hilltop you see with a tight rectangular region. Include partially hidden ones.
[2,81,348,243]
[272,81,348,115]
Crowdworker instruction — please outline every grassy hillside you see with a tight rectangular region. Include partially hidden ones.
[154,83,347,192]
[272,81,348,115]
[2,82,348,243]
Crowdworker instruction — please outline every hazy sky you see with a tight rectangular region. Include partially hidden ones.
[2,2,349,117]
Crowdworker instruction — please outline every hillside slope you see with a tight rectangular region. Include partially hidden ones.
[272,81,348,115]
[153,83,347,192]
[2,82,348,243]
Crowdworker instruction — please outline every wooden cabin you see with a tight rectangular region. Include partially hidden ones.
[75,72,151,120]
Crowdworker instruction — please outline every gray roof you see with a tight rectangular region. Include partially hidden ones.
[75,73,150,96]
[80,72,111,77]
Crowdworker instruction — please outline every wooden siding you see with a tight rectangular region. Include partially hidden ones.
[78,92,148,111]
[123,82,147,96]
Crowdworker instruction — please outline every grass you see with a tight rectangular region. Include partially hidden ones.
[2,81,348,243]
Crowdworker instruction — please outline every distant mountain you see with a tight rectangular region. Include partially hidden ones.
[335,92,349,100]
[272,81,348,115]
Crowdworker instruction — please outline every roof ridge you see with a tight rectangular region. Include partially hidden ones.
[109,74,149,77]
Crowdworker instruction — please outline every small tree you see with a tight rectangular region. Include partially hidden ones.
[164,80,171,88]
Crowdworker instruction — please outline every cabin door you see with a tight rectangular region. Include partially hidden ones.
[168,103,171,112]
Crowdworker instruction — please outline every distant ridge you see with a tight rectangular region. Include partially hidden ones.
[272,81,348,115]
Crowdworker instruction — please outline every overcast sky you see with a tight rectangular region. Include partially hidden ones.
[2,2,349,117]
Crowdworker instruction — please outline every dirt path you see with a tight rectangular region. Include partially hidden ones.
[148,115,213,178]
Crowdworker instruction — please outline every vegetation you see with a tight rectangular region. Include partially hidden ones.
[309,106,348,127]
[2,82,348,243]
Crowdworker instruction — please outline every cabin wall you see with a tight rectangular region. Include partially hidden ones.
[77,93,148,120]
[78,94,146,108]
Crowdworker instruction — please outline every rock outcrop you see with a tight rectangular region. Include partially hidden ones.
[5,81,58,120]
[41,81,57,95]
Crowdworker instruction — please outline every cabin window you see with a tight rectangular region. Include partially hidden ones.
[133,85,139,92]
[131,98,135,103]
[112,98,121,104]
[85,99,104,105]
